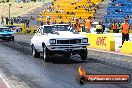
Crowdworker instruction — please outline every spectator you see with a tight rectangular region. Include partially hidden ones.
[79,17,83,24]
[116,22,121,33]
[41,22,43,26]
[101,22,105,34]
[52,20,56,24]
[46,21,51,25]
[84,16,92,33]
[95,3,99,9]
[10,18,14,25]
[5,17,9,25]
[43,9,46,13]
[26,19,30,28]
[96,22,102,34]
[59,21,64,24]
[74,19,81,32]
[87,0,91,2]
[61,9,64,13]
[120,18,131,46]
[68,20,71,25]
[112,21,117,33]
[47,15,50,20]
[1,16,4,24]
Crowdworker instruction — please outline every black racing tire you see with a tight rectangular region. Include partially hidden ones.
[7,38,11,41]
[1,38,3,40]
[80,49,87,60]
[63,53,71,58]
[12,37,14,41]
[41,43,50,62]
[31,45,40,58]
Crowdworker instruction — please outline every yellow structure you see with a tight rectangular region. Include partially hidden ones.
[81,33,115,51]
[121,41,132,54]
[37,0,102,24]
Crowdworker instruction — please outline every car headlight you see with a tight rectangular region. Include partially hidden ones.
[82,38,88,43]
[49,39,56,44]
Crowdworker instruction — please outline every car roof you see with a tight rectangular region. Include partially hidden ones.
[53,24,69,26]
[0,26,9,29]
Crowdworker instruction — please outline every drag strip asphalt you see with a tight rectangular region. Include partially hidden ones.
[0,34,132,88]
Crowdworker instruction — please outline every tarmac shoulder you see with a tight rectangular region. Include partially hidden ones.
[88,48,132,63]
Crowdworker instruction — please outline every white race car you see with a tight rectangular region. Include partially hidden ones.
[31,24,89,62]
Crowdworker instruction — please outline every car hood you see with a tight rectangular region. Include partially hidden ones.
[44,31,87,39]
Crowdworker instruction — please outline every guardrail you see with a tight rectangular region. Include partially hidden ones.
[80,33,115,51]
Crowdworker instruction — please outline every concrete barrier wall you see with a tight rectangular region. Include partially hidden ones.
[81,33,115,51]
[112,33,132,50]
[121,41,132,54]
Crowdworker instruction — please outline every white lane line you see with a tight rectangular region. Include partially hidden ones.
[0,71,15,88]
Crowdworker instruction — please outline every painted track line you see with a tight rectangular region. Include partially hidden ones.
[0,71,15,88]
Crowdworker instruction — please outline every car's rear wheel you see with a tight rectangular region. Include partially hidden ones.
[31,45,40,58]
[80,49,87,60]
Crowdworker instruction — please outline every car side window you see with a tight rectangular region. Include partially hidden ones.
[40,28,43,34]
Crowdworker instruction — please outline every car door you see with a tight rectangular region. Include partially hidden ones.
[34,28,42,51]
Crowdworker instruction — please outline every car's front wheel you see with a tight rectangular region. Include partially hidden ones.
[42,43,50,62]
[80,49,87,60]
[63,53,71,58]
[31,45,40,58]
[12,36,14,41]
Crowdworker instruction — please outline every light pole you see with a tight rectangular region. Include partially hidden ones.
[9,3,11,20]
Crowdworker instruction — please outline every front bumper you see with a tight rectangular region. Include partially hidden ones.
[47,44,90,51]
[0,36,14,39]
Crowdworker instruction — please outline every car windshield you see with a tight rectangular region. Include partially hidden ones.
[43,26,54,33]
[43,25,78,34]
[0,28,12,32]
[53,25,70,31]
